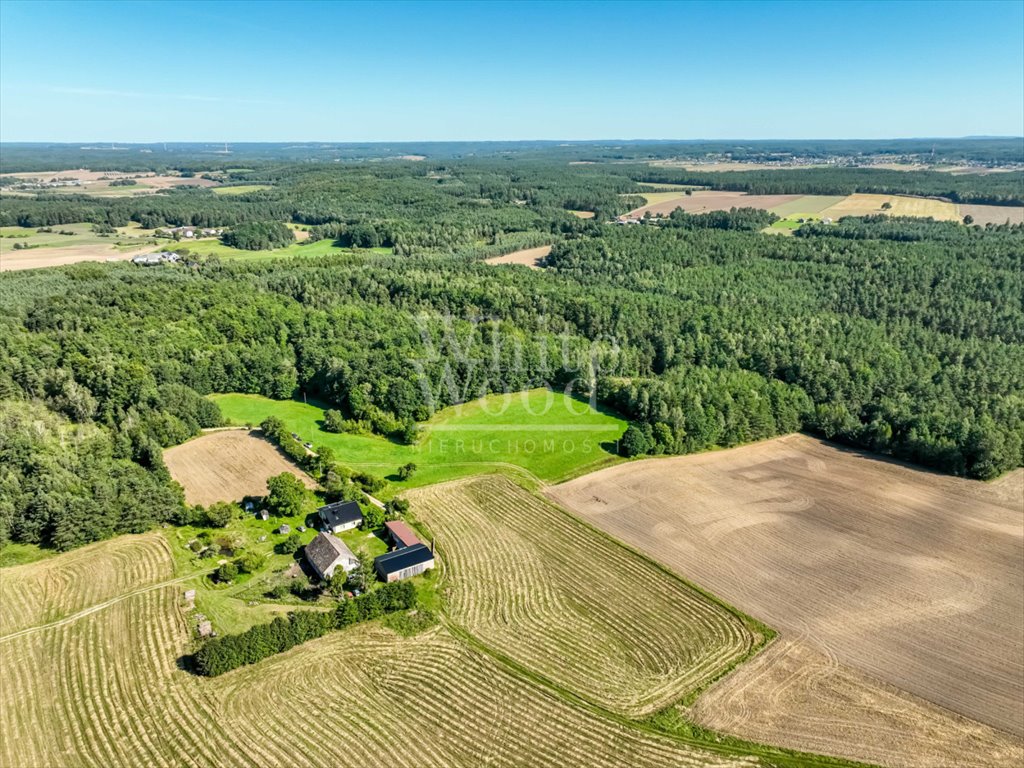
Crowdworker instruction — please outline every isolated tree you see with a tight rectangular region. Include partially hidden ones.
[277,533,302,555]
[265,473,308,517]
[963,214,974,225]
[204,501,236,528]
[397,462,418,481]
[216,561,238,583]
[881,201,892,210]
[323,409,345,433]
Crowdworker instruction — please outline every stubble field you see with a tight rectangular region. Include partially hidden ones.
[163,429,317,506]
[408,476,762,716]
[548,435,1024,741]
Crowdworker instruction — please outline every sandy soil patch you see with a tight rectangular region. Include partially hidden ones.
[484,245,552,268]
[692,637,1023,768]
[568,210,595,219]
[0,244,154,271]
[164,429,317,506]
[959,203,1024,225]
[767,195,847,217]
[625,190,802,218]
[547,435,1024,737]
[820,193,959,221]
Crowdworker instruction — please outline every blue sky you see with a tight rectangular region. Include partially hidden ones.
[1,0,1022,142]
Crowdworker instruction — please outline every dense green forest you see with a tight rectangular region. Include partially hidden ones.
[1,150,1021,552]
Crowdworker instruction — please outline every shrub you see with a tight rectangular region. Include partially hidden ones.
[215,561,238,583]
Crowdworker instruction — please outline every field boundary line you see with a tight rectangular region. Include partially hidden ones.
[0,571,204,643]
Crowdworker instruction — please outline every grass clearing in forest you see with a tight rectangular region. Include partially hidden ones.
[211,389,627,493]
[211,184,273,195]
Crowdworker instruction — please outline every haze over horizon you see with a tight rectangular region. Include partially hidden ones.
[2,0,1022,143]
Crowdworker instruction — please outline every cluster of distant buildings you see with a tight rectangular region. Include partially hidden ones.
[131,251,180,266]
[157,226,222,239]
[298,500,436,584]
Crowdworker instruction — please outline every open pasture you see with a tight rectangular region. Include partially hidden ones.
[691,638,1023,768]
[767,196,846,217]
[164,429,317,506]
[0,222,161,271]
[548,434,1024,738]
[211,184,273,195]
[819,193,959,221]
[212,388,626,492]
[408,476,761,716]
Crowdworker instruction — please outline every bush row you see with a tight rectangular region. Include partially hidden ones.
[194,581,417,676]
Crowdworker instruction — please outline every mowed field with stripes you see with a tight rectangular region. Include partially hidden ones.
[0,477,797,768]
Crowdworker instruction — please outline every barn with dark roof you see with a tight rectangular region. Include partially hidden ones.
[374,543,435,582]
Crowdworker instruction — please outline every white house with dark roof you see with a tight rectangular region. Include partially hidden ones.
[305,532,359,580]
[318,500,363,533]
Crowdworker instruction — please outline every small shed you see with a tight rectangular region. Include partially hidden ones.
[197,620,214,638]
[257,509,269,521]
[277,524,291,535]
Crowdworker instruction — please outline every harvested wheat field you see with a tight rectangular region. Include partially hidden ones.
[959,203,1024,225]
[164,429,316,506]
[0,535,759,768]
[0,533,173,637]
[548,435,1024,739]
[483,244,552,268]
[819,193,959,221]
[408,476,760,716]
[625,190,802,218]
[692,638,1023,768]
[0,243,153,271]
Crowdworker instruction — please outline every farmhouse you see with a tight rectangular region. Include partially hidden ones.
[131,251,179,266]
[318,500,363,533]
[305,532,359,580]
[374,543,435,582]
[384,520,421,549]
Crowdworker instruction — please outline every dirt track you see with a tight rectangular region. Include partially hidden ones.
[547,435,1024,738]
[164,429,316,505]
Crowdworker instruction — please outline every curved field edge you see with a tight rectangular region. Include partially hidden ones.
[209,389,628,493]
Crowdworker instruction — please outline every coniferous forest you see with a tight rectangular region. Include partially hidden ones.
[1,142,1022,551]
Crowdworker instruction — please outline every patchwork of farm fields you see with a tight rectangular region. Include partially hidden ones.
[548,434,1024,742]
[408,476,762,715]
[1,476,848,768]
[622,189,1024,226]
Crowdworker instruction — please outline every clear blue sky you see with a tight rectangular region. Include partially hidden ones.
[1,0,1022,142]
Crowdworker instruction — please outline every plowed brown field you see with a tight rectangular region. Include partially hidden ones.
[548,435,1024,740]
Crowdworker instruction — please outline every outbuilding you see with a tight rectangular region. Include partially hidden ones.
[318,500,363,533]
[384,520,421,550]
[374,543,434,582]
[305,532,359,580]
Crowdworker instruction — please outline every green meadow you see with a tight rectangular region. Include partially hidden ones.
[211,389,627,493]
[211,184,274,195]
[167,237,384,261]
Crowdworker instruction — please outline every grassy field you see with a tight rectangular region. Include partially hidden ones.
[211,184,273,195]
[409,476,763,716]
[212,389,627,492]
